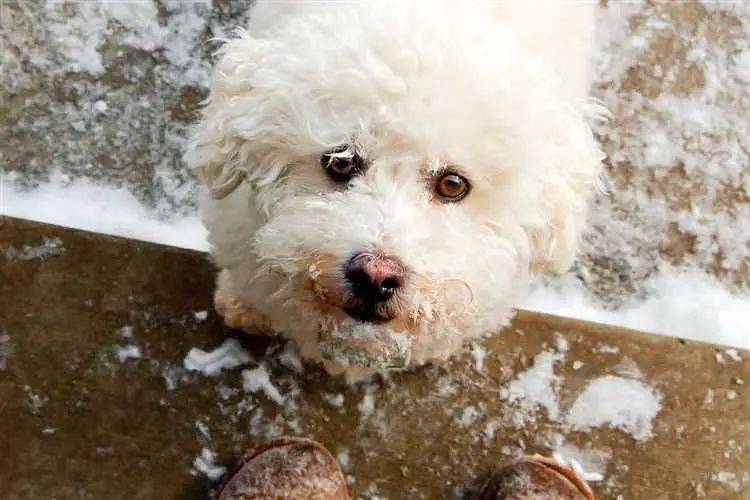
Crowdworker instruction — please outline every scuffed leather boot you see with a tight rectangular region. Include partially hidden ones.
[214,436,350,500]
[476,455,596,500]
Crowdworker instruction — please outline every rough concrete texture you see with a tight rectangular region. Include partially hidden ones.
[2,216,749,499]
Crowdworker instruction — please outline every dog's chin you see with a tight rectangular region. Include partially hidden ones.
[317,315,414,371]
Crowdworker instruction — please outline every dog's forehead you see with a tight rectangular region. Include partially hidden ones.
[245,1,574,180]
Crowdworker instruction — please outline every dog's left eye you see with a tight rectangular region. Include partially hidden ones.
[321,147,364,183]
[435,173,471,202]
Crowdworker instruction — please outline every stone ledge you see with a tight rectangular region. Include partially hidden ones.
[1,216,747,499]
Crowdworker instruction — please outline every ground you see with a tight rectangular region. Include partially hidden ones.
[2,217,749,498]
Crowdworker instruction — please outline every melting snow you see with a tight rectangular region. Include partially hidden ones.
[502,350,565,425]
[241,365,286,406]
[115,345,142,362]
[192,448,226,482]
[565,375,663,442]
[183,339,251,376]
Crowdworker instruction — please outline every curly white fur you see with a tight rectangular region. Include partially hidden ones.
[186,0,607,379]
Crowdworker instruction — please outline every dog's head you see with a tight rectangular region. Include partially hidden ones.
[187,1,605,369]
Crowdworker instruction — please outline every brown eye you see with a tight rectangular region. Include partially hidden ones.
[321,147,364,183]
[435,173,470,201]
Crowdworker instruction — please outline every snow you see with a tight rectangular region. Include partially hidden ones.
[192,447,226,482]
[550,437,613,483]
[502,350,565,425]
[565,375,663,442]
[337,449,351,470]
[193,310,209,323]
[499,344,664,443]
[162,365,185,392]
[323,393,345,408]
[470,343,487,372]
[241,365,286,406]
[24,385,48,415]
[3,236,65,261]
[277,344,305,374]
[115,345,141,362]
[712,471,742,493]
[458,406,479,428]
[726,349,743,362]
[525,269,750,350]
[3,174,208,251]
[183,339,251,376]
[357,393,376,418]
[551,451,605,483]
[118,326,134,339]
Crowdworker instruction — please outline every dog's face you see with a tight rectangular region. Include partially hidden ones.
[188,1,604,369]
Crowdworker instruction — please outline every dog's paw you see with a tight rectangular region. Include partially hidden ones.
[214,271,274,336]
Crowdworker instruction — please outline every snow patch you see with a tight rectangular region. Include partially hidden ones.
[470,343,487,372]
[115,345,141,362]
[3,236,65,261]
[565,375,663,442]
[192,448,226,482]
[24,385,48,415]
[525,268,750,350]
[337,449,351,471]
[323,393,345,409]
[458,406,479,428]
[2,175,208,251]
[183,339,251,377]
[502,350,565,425]
[357,393,376,418]
[241,365,285,406]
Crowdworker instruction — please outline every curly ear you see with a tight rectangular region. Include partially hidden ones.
[528,100,609,274]
[528,206,591,274]
[184,29,276,200]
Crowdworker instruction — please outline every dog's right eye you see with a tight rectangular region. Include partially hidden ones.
[321,147,364,183]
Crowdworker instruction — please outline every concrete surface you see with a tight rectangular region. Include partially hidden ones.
[1,216,748,499]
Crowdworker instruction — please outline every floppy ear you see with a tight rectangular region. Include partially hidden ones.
[528,204,592,274]
[184,30,273,200]
[528,101,609,274]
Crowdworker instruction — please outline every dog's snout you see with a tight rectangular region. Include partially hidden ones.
[345,253,405,305]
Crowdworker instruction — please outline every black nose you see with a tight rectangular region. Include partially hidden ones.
[344,253,405,305]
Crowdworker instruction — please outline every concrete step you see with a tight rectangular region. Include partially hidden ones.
[1,216,747,499]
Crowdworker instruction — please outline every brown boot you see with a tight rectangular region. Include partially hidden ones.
[214,436,350,500]
[476,455,596,499]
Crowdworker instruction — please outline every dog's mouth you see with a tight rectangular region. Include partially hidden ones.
[341,299,403,324]
[343,306,390,324]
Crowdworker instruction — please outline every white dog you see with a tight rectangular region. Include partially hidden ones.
[186,0,606,378]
